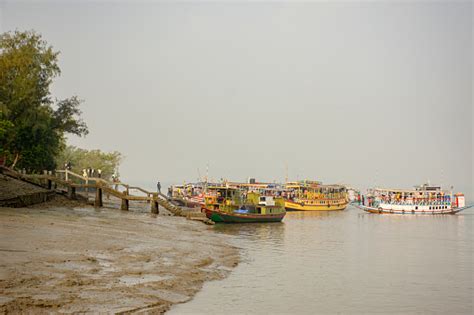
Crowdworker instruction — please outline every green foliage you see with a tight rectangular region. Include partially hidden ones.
[56,146,122,180]
[0,30,88,170]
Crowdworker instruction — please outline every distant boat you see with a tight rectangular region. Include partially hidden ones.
[284,180,349,211]
[356,183,472,214]
[202,187,286,223]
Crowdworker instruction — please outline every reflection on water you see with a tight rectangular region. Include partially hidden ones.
[213,222,286,249]
[170,206,473,314]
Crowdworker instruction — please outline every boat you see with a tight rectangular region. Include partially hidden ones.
[284,180,349,211]
[169,183,205,208]
[202,186,286,223]
[355,183,472,214]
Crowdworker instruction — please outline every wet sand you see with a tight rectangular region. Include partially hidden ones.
[0,196,239,313]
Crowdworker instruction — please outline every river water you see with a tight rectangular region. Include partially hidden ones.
[169,205,473,314]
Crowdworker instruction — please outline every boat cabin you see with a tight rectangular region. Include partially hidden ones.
[204,187,243,211]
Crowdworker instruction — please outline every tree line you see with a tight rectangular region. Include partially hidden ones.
[0,30,121,179]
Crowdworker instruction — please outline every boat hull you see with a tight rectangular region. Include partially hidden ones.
[285,200,348,211]
[171,197,204,208]
[203,208,286,223]
[355,204,472,215]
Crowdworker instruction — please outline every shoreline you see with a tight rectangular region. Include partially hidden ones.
[0,196,239,313]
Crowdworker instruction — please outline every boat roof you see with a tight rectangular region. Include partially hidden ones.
[373,187,446,193]
[229,182,274,188]
[206,186,239,190]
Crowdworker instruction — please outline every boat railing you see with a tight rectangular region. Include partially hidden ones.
[377,200,452,206]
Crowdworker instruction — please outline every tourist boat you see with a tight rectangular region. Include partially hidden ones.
[356,183,472,214]
[169,183,205,208]
[284,180,349,211]
[202,186,286,223]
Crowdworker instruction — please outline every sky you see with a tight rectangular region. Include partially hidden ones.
[1,0,472,196]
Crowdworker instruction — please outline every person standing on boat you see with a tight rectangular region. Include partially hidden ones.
[157,181,161,194]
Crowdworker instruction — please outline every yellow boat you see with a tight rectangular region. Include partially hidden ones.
[284,181,349,211]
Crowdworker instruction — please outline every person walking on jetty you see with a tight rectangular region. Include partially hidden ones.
[112,171,119,190]
[157,181,161,194]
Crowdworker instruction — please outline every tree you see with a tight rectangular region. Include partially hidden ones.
[56,146,122,180]
[0,30,88,171]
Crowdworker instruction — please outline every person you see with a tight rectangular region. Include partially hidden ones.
[97,169,102,178]
[157,181,161,194]
[113,175,119,191]
[82,169,87,178]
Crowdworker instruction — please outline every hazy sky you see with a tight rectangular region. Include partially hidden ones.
[1,0,472,196]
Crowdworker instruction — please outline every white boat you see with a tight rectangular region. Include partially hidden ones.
[356,183,471,214]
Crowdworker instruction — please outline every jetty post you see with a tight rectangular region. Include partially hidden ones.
[121,190,129,211]
[151,193,159,214]
[67,185,76,199]
[95,182,103,207]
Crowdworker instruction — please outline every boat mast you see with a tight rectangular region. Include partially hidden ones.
[204,163,209,193]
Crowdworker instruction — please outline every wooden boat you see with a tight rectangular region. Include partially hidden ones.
[203,208,286,223]
[169,183,205,208]
[284,180,349,211]
[356,183,472,215]
[202,187,286,223]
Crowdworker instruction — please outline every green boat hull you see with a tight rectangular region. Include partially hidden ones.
[204,208,285,223]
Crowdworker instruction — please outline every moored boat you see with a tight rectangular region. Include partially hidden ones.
[284,180,349,211]
[356,183,472,214]
[202,186,286,223]
[169,183,205,208]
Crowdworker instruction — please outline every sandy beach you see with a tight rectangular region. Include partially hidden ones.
[0,196,239,313]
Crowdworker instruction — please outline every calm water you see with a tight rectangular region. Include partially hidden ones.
[170,205,473,314]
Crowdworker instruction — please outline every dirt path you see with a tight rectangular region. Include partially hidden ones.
[0,197,239,313]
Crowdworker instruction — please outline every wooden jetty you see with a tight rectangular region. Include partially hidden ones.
[0,166,211,223]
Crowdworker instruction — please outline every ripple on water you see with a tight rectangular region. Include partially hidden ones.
[170,206,474,314]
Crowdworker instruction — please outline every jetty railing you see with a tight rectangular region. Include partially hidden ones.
[0,166,185,216]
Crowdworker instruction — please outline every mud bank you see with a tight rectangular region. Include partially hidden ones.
[0,174,55,207]
[0,197,239,313]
